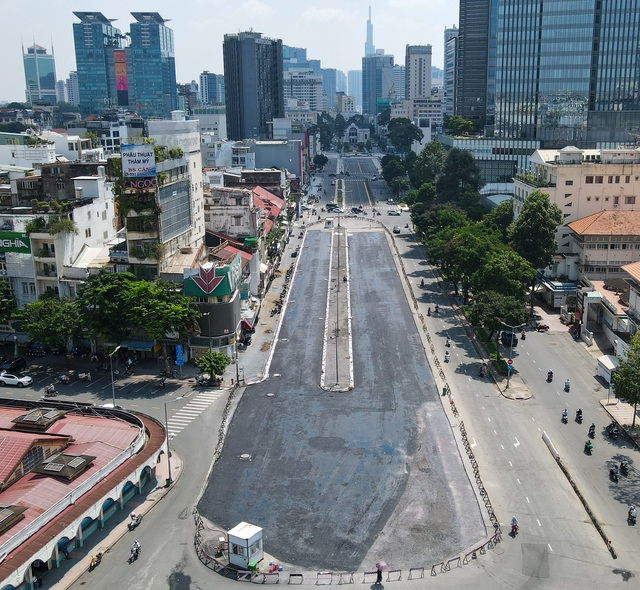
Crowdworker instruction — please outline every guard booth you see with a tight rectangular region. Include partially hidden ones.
[325,217,334,229]
[227,521,263,570]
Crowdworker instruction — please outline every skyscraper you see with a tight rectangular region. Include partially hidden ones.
[392,65,406,101]
[223,31,284,140]
[73,12,123,117]
[128,13,177,119]
[443,27,458,117]
[199,71,225,105]
[364,6,375,57]
[67,71,80,107]
[284,69,324,111]
[405,45,431,100]
[347,70,362,109]
[362,51,394,114]
[23,43,57,104]
[322,69,340,109]
[457,0,640,147]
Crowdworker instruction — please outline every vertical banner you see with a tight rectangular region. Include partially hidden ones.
[114,50,129,106]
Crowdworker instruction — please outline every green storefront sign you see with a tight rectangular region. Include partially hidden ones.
[0,232,31,254]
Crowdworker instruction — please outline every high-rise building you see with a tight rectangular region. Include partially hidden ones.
[23,43,57,104]
[336,70,347,94]
[457,0,640,147]
[322,69,341,109]
[223,31,284,140]
[392,65,406,101]
[67,71,80,107]
[405,45,431,100]
[443,26,458,117]
[362,51,394,114]
[347,70,362,109]
[199,71,225,105]
[73,12,124,117]
[56,79,67,103]
[284,69,324,111]
[128,13,177,119]
[308,59,322,76]
[364,6,375,57]
[283,45,309,71]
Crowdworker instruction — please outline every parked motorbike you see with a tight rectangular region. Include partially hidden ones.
[195,375,207,386]
[584,440,593,455]
[620,461,629,477]
[58,374,70,385]
[610,466,619,483]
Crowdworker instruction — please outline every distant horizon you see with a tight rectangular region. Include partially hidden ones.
[1,0,458,103]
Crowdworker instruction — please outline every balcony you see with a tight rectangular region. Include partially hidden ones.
[514,173,556,188]
[33,248,56,262]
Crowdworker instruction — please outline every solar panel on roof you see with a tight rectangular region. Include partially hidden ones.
[0,508,13,524]
[68,457,86,469]
[43,410,59,419]
[43,463,64,472]
[22,413,41,422]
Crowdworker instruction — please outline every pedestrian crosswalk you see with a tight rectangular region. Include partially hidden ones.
[166,390,226,438]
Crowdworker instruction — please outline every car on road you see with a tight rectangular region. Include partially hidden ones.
[326,203,339,211]
[0,357,27,372]
[0,371,33,387]
[301,205,311,211]
[346,212,358,218]
[331,181,335,186]
[388,209,401,216]
[351,206,364,214]
[393,225,401,234]
[329,173,336,177]
[333,207,345,214]
[387,198,395,204]
[370,176,377,181]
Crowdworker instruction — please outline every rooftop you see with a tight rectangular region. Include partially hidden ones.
[567,210,640,236]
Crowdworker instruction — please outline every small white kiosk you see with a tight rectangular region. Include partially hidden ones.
[227,521,263,570]
[325,217,334,229]
[597,354,619,384]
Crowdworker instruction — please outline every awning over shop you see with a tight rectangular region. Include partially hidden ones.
[125,339,155,351]
[0,332,31,344]
[241,319,253,332]
[260,262,268,274]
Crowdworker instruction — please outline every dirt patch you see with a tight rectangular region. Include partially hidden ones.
[261,342,272,352]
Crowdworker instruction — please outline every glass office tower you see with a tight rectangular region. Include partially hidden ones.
[23,44,57,104]
[128,12,177,119]
[458,0,640,147]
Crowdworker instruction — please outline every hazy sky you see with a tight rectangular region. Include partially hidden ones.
[3,0,459,103]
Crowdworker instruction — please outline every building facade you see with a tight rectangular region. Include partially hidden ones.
[283,69,324,111]
[443,26,458,117]
[23,43,57,105]
[405,45,431,101]
[347,70,362,110]
[199,71,225,105]
[223,31,284,141]
[362,51,394,115]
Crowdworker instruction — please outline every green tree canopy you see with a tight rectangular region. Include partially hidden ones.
[412,203,469,239]
[382,159,406,185]
[377,107,391,126]
[612,333,640,428]
[410,140,447,188]
[313,154,328,170]
[21,297,84,354]
[0,281,15,325]
[443,115,474,136]
[194,351,232,384]
[386,117,424,155]
[437,147,484,205]
[471,248,535,300]
[389,176,410,198]
[482,199,514,243]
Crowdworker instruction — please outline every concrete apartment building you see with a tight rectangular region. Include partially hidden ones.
[514,146,640,253]
[283,69,324,112]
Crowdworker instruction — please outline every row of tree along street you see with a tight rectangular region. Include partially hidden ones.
[3,272,231,381]
[378,133,564,371]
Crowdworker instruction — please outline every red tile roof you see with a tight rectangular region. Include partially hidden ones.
[567,210,640,236]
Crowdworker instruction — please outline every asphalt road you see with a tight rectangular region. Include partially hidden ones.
[197,227,484,571]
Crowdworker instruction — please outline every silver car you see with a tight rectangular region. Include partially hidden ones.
[0,371,33,387]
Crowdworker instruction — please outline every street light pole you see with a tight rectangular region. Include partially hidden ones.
[163,395,183,486]
[109,345,122,408]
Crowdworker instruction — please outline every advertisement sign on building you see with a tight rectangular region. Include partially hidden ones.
[0,232,31,254]
[114,50,129,106]
[121,144,156,178]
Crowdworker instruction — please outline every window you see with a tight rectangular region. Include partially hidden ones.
[231,544,244,556]
[615,176,620,183]
[565,180,573,186]
[625,196,636,205]
[595,176,603,184]
[626,176,631,183]
[565,193,572,198]
[586,244,596,249]
[596,244,608,249]
[103,230,108,239]
[595,197,600,201]
[69,285,76,298]
[610,244,620,250]
[585,176,594,184]
[56,181,65,190]
[85,228,91,238]
[232,216,242,226]
[68,143,75,151]
[595,267,607,273]
[586,197,591,201]
[102,210,107,220]
[234,198,243,206]
[23,181,33,189]
[608,176,613,183]
[87,211,91,220]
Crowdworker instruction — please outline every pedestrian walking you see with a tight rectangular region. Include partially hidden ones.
[376,569,383,584]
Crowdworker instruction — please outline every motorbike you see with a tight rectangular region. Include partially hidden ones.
[610,467,619,483]
[511,521,518,535]
[479,364,487,377]
[588,423,596,438]
[420,279,424,288]
[78,372,91,382]
[584,440,593,455]
[628,507,637,525]
[445,337,451,348]
[521,330,526,340]
[45,384,58,397]
[564,380,571,392]
[606,422,619,439]
[547,371,553,382]
[89,552,103,571]
[195,375,207,386]
[561,409,568,424]
[128,546,141,563]
[58,374,70,385]
[575,409,583,424]
[405,224,409,228]
[620,461,629,477]
[128,514,142,531]
[444,351,450,363]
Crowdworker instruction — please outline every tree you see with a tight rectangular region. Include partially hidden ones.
[334,114,347,139]
[467,291,528,359]
[377,107,391,126]
[365,139,372,152]
[381,159,406,185]
[482,199,514,243]
[75,272,139,345]
[386,117,424,155]
[0,281,15,325]
[194,351,232,384]
[389,176,410,199]
[126,280,199,372]
[21,297,84,354]
[612,333,640,428]
[443,115,474,136]
[437,148,484,205]
[471,249,535,300]
[83,132,99,149]
[410,140,447,188]
[313,154,328,170]
[508,190,563,315]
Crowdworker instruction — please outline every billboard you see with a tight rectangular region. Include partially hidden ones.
[114,50,129,106]
[0,232,31,254]
[121,144,156,178]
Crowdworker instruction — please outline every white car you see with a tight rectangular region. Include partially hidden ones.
[388,209,401,216]
[0,371,33,387]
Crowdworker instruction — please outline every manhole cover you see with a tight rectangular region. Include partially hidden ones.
[273,373,281,377]
[240,454,252,461]
[267,393,275,397]
[281,338,289,342]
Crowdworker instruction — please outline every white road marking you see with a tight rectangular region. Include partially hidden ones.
[531,417,535,422]
[471,438,477,448]
[509,461,512,467]
[494,430,497,435]
[487,417,491,422]
[514,437,520,448]
[501,445,504,449]
[537,519,542,527]
[526,497,530,504]
[517,479,521,484]
[548,544,553,552]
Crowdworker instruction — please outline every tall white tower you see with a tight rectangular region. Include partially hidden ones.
[364,7,375,57]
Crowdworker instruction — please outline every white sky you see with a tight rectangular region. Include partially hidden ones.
[2,0,459,103]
